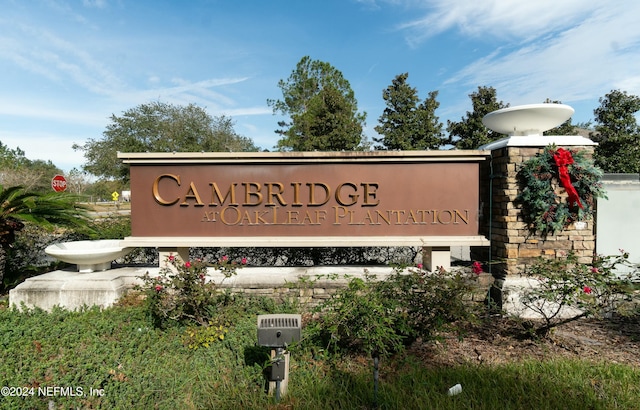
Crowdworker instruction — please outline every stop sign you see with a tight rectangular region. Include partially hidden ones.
[51,174,67,192]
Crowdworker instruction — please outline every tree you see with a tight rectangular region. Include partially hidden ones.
[292,85,365,151]
[543,99,577,136]
[374,73,445,150]
[268,56,367,151]
[0,142,63,193]
[591,90,640,173]
[0,185,90,286]
[66,168,93,196]
[84,179,125,203]
[73,102,258,183]
[0,142,27,167]
[447,86,507,149]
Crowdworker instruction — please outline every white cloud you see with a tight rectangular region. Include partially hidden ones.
[440,2,640,105]
[0,129,87,172]
[0,99,108,127]
[82,0,108,9]
[222,107,272,117]
[44,0,98,28]
[0,20,126,96]
[109,77,252,114]
[398,0,597,45]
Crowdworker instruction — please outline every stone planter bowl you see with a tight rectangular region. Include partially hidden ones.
[45,240,133,272]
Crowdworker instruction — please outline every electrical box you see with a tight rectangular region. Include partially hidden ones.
[268,356,287,381]
[257,314,302,348]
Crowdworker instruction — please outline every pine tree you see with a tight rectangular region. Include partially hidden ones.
[447,86,507,149]
[268,56,367,151]
[374,73,445,150]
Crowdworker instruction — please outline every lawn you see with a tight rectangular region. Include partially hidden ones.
[1,297,639,410]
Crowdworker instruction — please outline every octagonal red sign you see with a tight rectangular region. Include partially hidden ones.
[51,174,67,192]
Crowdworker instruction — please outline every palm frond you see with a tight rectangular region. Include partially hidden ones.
[0,185,90,231]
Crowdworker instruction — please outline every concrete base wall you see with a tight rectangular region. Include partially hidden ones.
[9,266,396,311]
[501,276,584,319]
[596,175,640,272]
[9,269,143,311]
[9,265,571,319]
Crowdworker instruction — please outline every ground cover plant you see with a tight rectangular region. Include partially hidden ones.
[1,299,640,409]
[2,245,639,409]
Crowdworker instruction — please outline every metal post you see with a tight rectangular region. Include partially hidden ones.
[373,353,379,409]
[275,347,284,402]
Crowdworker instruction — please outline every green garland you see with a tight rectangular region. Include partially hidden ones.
[516,145,606,235]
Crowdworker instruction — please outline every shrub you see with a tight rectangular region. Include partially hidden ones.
[137,254,245,328]
[305,265,480,358]
[306,271,406,358]
[191,246,420,267]
[380,265,479,342]
[83,214,131,239]
[520,250,640,336]
[3,215,137,291]
[3,224,84,290]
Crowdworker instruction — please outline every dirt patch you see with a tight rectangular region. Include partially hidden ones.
[410,315,640,367]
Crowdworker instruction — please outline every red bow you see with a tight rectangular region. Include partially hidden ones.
[553,148,583,209]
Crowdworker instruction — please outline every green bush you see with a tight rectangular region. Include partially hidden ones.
[137,254,245,328]
[305,266,480,358]
[3,224,83,290]
[380,265,479,341]
[306,271,406,358]
[84,215,131,239]
[521,250,640,336]
[3,215,141,291]
[183,320,229,350]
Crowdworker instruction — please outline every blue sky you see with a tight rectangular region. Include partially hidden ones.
[1,0,639,173]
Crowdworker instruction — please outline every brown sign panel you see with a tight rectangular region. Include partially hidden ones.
[120,151,487,241]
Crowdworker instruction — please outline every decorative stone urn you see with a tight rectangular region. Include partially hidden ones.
[45,240,133,272]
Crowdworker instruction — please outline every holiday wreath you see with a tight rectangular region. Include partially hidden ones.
[516,145,606,235]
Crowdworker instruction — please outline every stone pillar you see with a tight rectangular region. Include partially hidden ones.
[422,246,451,271]
[487,145,596,277]
[158,247,190,265]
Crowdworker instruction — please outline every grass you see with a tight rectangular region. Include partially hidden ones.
[84,201,131,211]
[1,300,639,410]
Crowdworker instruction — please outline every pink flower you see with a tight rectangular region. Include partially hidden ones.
[185,261,191,268]
[241,257,248,265]
[590,267,599,274]
[472,261,483,275]
[168,255,175,261]
[583,286,593,294]
[416,263,423,269]
[154,284,163,292]
[222,255,229,262]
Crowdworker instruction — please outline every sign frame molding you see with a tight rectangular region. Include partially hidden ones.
[118,150,491,249]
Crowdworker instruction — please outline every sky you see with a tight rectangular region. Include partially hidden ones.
[1,0,640,173]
